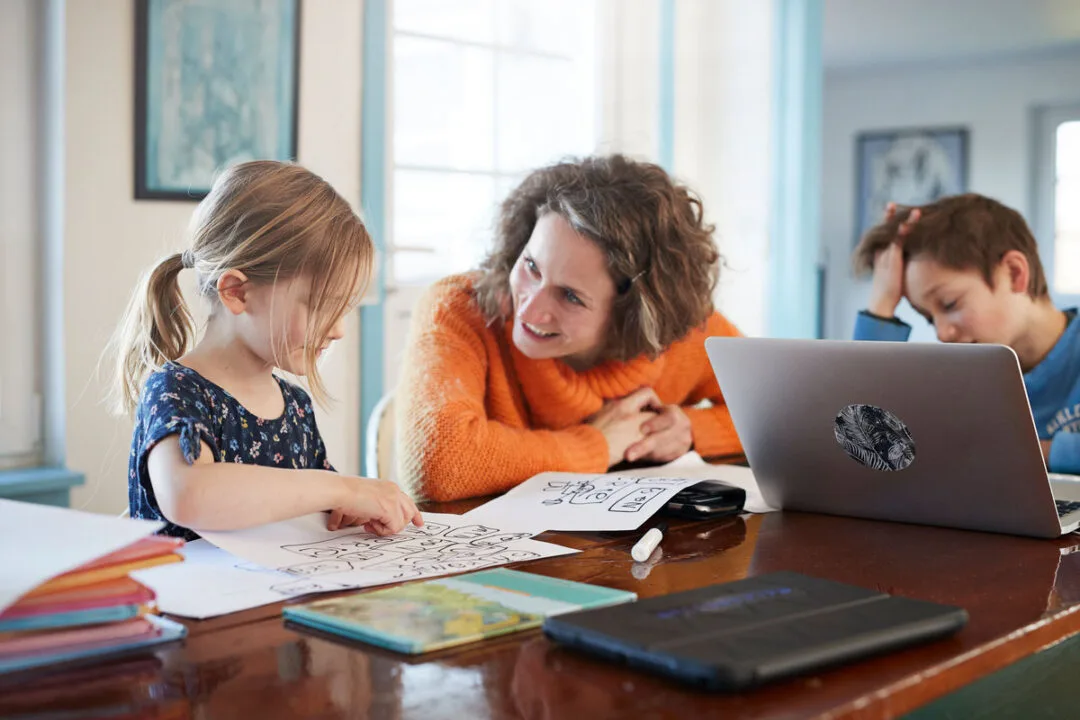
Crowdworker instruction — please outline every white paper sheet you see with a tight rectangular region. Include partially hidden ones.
[639,462,776,514]
[464,452,775,532]
[463,469,703,532]
[0,499,162,613]
[132,540,357,619]
[196,512,578,602]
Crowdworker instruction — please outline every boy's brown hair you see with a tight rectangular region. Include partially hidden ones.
[853,193,1048,298]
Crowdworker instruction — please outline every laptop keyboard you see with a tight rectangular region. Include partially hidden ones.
[1056,500,1080,517]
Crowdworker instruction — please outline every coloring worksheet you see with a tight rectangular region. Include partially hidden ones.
[464,472,701,532]
[132,539,354,619]
[198,512,578,593]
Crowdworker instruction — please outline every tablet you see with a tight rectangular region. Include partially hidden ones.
[542,571,967,691]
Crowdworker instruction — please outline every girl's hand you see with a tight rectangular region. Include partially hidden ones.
[625,404,693,463]
[328,476,423,534]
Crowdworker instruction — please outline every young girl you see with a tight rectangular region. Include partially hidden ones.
[113,160,422,541]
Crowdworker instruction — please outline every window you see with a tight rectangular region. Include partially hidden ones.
[1052,121,1080,295]
[389,0,599,286]
[1034,104,1080,304]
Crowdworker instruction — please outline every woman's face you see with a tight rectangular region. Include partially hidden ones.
[507,212,617,368]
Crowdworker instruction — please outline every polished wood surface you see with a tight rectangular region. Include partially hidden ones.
[4,508,1080,719]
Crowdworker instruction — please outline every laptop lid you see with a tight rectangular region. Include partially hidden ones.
[705,337,1066,538]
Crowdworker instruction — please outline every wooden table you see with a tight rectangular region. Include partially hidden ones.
[4,506,1080,719]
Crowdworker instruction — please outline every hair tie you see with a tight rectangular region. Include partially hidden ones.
[180,250,195,269]
[618,270,645,295]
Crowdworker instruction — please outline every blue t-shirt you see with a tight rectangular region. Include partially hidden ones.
[128,362,334,540]
[854,308,1080,474]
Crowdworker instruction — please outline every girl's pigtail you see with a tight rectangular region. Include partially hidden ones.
[110,253,194,414]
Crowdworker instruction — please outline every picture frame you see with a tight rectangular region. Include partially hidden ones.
[854,127,969,245]
[134,0,301,200]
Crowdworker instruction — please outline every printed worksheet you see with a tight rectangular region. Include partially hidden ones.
[198,512,578,594]
[131,539,349,619]
[464,473,701,532]
[464,452,774,531]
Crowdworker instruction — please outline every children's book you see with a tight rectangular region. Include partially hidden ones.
[25,552,182,596]
[0,577,155,619]
[283,568,636,654]
[0,615,186,675]
[0,603,142,633]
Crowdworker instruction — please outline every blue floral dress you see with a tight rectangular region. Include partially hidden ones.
[128,362,333,540]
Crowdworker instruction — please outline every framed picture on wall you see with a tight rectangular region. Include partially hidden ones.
[134,0,301,200]
[854,127,968,245]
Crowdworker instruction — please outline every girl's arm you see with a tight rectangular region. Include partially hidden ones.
[147,436,419,533]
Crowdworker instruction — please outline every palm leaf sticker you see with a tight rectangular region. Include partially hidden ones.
[834,404,916,472]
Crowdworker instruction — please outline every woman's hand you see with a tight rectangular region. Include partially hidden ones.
[588,387,660,468]
[328,476,423,534]
[625,403,693,463]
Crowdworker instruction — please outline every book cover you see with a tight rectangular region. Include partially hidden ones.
[283,568,636,654]
[24,554,182,597]
[1,577,155,618]
[76,536,184,573]
[0,603,142,633]
[0,615,186,675]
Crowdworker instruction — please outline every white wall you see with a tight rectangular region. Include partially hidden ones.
[0,0,42,462]
[672,0,775,337]
[64,0,364,514]
[821,49,1080,341]
[594,0,775,338]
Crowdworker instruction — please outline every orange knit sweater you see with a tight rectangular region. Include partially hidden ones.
[395,274,744,502]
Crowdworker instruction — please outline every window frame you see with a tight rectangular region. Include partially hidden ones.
[1032,102,1080,308]
[0,0,44,467]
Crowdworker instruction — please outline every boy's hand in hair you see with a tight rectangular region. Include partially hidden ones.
[868,203,921,319]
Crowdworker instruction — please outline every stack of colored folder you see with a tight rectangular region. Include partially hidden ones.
[0,536,188,674]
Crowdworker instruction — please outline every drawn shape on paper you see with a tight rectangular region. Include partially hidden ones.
[270,579,352,597]
[444,525,498,541]
[610,486,664,513]
[536,475,681,513]
[470,533,530,546]
[282,535,382,558]
[401,522,451,536]
[279,559,356,576]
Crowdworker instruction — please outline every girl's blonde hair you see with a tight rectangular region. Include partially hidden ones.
[112,160,373,414]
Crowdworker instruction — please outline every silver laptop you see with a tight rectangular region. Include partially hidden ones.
[705,337,1080,538]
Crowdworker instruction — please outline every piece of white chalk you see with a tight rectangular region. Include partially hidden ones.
[631,526,665,563]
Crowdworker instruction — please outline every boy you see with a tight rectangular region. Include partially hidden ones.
[852,193,1080,475]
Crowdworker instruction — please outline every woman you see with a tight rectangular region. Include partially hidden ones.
[396,155,743,502]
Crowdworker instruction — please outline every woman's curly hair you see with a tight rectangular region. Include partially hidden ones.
[474,155,722,361]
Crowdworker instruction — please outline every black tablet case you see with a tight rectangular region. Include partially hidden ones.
[542,571,967,691]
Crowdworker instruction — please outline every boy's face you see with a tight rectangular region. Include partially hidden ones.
[904,254,1028,346]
